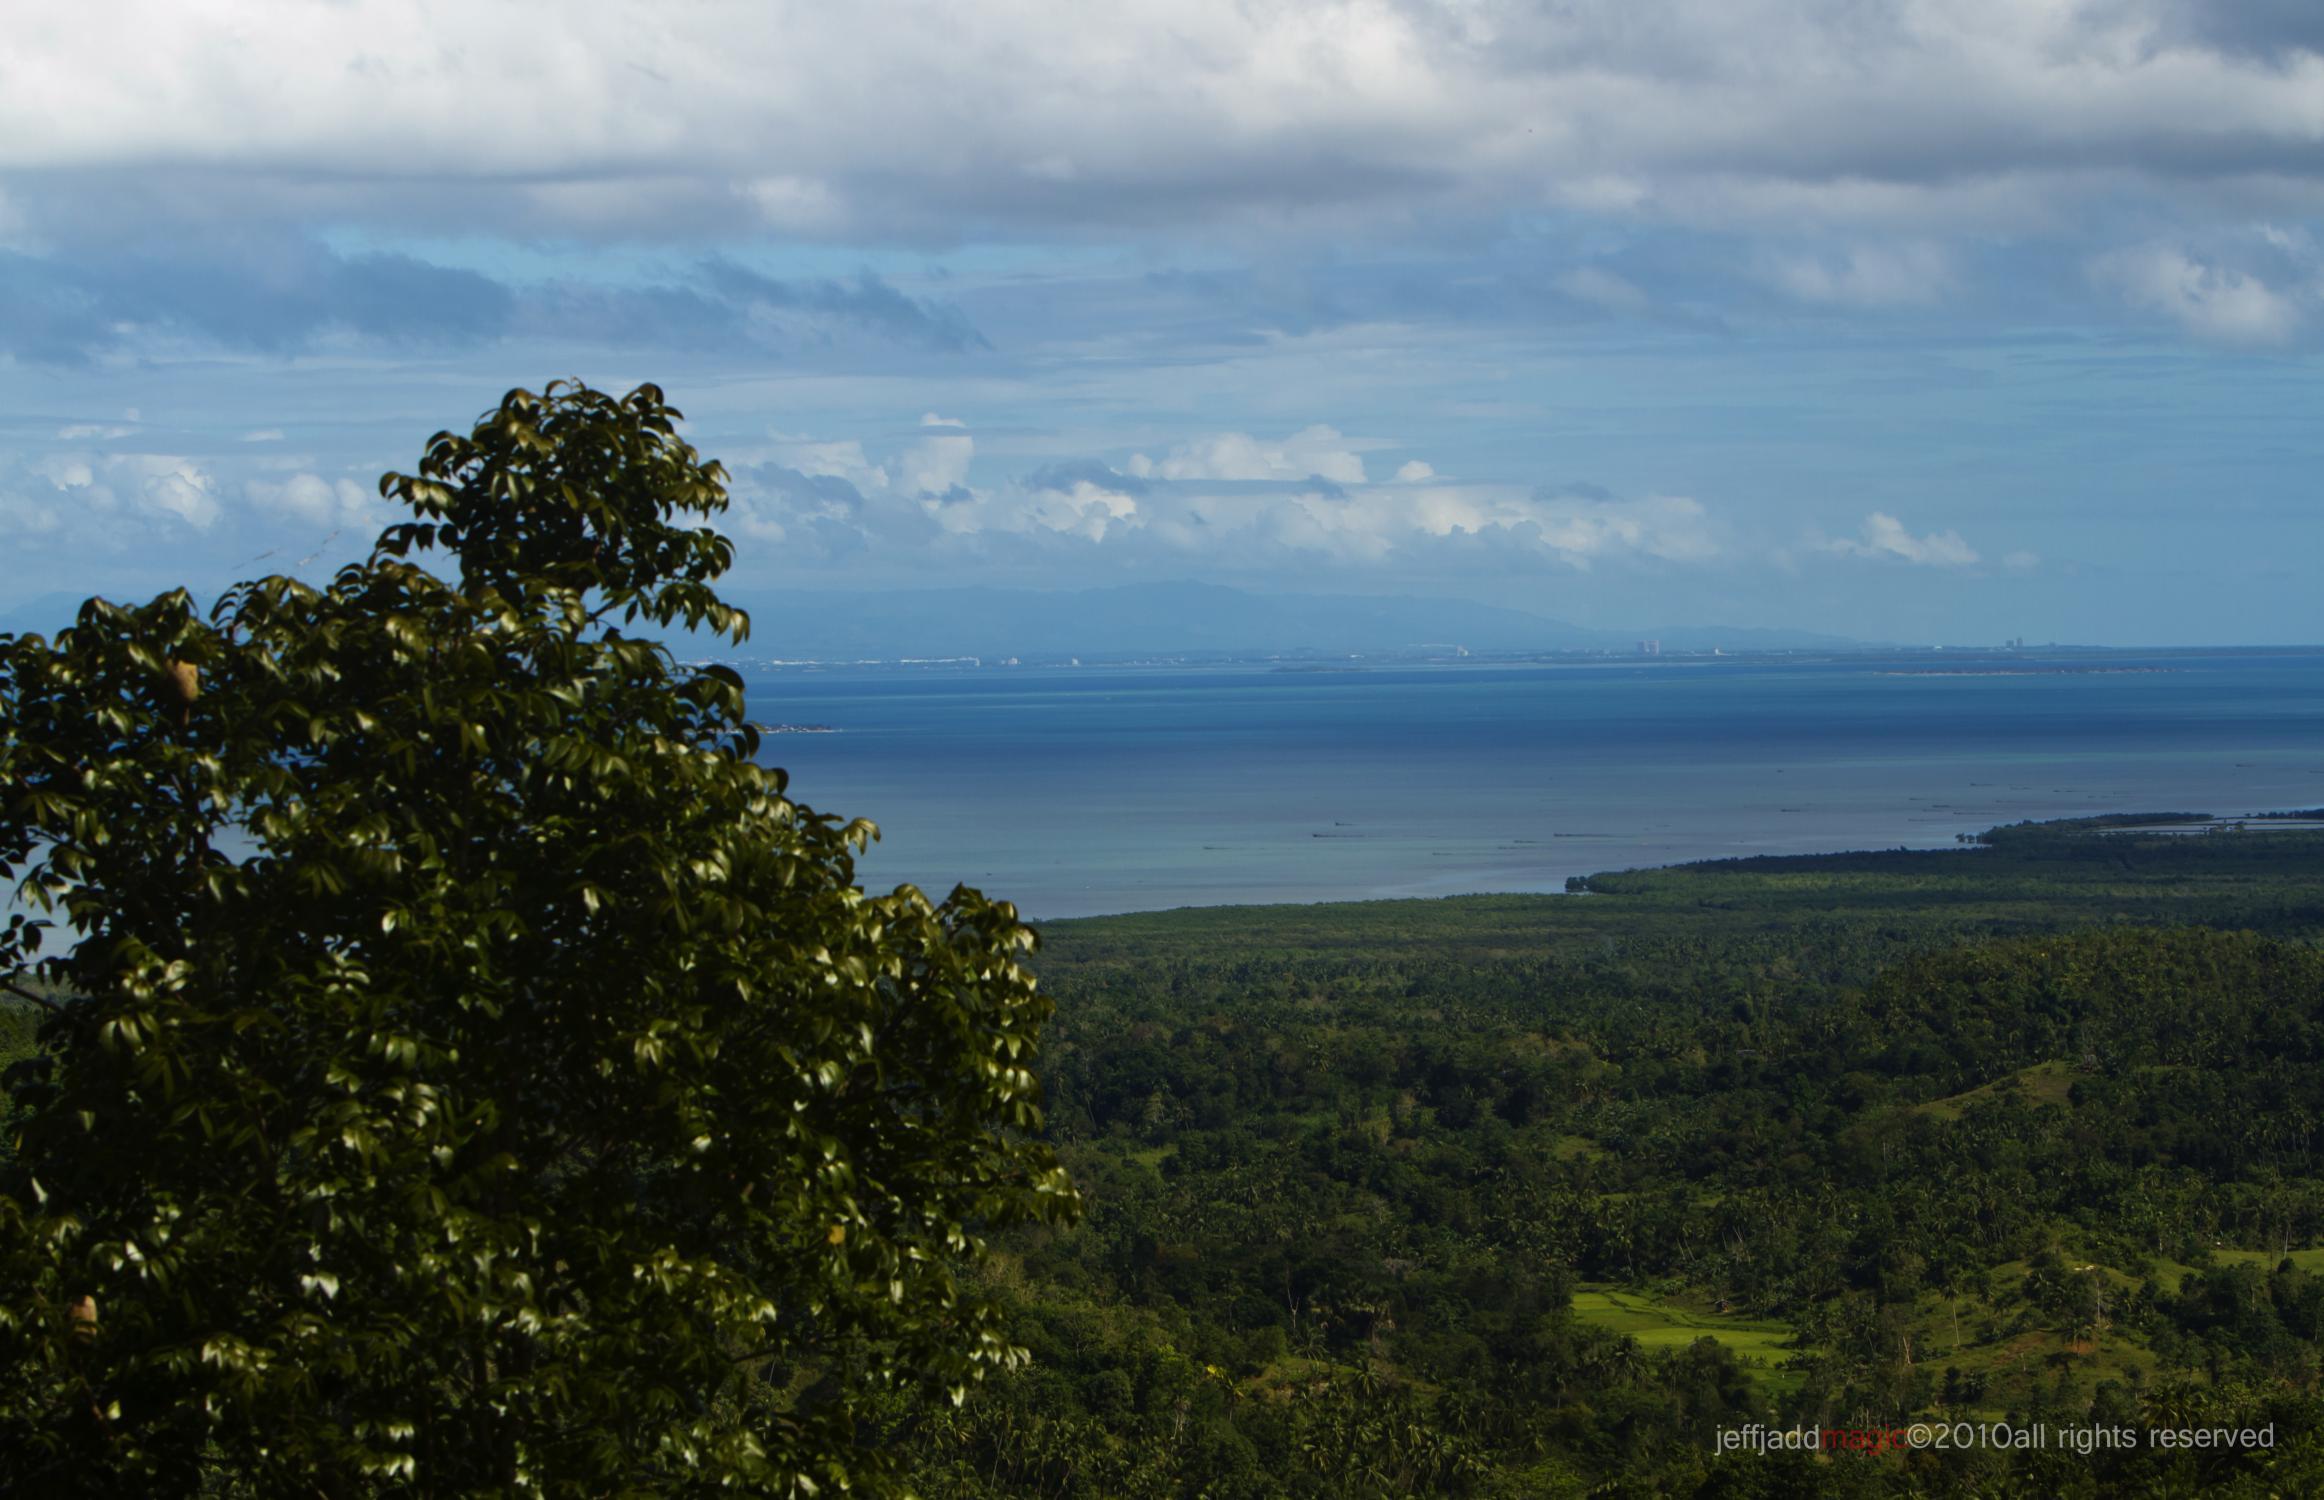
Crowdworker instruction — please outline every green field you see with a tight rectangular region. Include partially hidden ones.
[1568,1287,1800,1390]
[1912,1059,2082,1120]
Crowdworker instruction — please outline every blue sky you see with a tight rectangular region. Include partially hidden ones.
[2,1,2321,645]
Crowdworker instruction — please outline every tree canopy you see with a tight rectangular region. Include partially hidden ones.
[0,380,1077,1495]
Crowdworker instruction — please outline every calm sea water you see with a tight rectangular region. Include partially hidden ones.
[742,649,2324,919]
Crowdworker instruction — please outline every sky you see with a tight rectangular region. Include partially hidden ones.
[2,1,2321,646]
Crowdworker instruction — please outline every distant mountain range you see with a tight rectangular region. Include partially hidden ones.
[0,582,1865,659]
[712,583,1865,659]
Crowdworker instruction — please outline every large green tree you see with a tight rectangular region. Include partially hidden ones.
[0,381,1077,1495]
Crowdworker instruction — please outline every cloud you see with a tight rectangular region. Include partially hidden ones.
[1131,425,1374,485]
[1444,489,1721,568]
[737,174,847,234]
[898,430,974,496]
[1024,459,1151,497]
[246,472,382,529]
[0,240,985,363]
[1763,243,1954,309]
[0,241,512,362]
[987,478,1142,543]
[4,3,2324,367]
[727,463,890,555]
[767,436,890,491]
[2153,0,2324,60]
[1138,483,1726,571]
[976,469,1713,570]
[12,1,2324,250]
[711,416,1727,579]
[692,262,988,352]
[0,485,63,539]
[1819,512,1981,567]
[4,451,225,539]
[119,458,223,530]
[2095,243,2307,345]
[1554,266,1653,315]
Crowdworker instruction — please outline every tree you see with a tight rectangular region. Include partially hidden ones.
[0,381,1079,1495]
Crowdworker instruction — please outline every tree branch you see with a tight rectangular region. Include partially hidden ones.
[2,978,61,1014]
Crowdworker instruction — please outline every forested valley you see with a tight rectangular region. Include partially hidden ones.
[900,816,2324,1496]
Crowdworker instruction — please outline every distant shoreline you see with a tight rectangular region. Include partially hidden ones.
[1878,666,2176,677]
[708,643,2324,674]
[1028,809,2324,924]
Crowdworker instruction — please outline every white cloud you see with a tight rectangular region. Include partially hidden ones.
[239,428,286,443]
[1819,512,1980,567]
[247,472,379,527]
[31,451,223,532]
[899,432,974,497]
[138,464,223,529]
[919,412,967,428]
[2,452,225,541]
[33,456,95,491]
[733,415,1722,573]
[1401,490,1721,568]
[968,475,1718,570]
[770,436,889,491]
[1012,481,1140,542]
[12,1,2321,248]
[2095,244,2306,346]
[1135,426,1373,484]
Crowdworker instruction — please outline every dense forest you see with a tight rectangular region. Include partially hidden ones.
[894,815,2324,1496]
[10,813,2324,1494]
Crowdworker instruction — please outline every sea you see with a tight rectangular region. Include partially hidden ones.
[740,648,2324,920]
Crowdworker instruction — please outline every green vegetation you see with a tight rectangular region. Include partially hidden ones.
[903,821,2324,1496]
[1566,1288,1797,1390]
[6,381,2323,1496]
[0,383,1075,1495]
